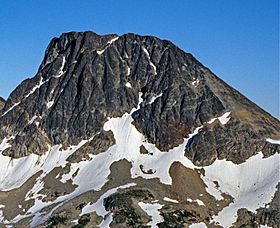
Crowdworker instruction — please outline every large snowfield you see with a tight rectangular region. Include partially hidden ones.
[0,93,279,227]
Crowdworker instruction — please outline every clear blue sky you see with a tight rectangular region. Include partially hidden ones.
[0,0,279,117]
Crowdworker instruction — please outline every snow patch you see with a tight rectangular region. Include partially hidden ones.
[125,82,132,88]
[149,93,163,104]
[0,138,12,152]
[187,198,205,206]
[25,178,46,201]
[107,36,119,45]
[28,115,38,125]
[53,56,66,78]
[97,36,119,55]
[1,77,47,117]
[189,222,207,228]
[208,112,231,125]
[142,46,157,75]
[138,202,164,228]
[0,206,5,223]
[192,79,200,87]
[46,100,54,109]
[163,197,178,203]
[71,219,78,224]
[24,77,45,99]
[1,102,21,117]
[97,50,105,55]
[260,225,273,228]
[266,138,280,145]
[99,213,113,228]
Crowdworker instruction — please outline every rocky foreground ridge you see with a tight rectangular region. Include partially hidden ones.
[0,31,279,228]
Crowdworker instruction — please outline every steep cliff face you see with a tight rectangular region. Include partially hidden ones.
[0,31,279,228]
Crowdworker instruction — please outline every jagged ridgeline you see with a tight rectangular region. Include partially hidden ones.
[0,31,279,227]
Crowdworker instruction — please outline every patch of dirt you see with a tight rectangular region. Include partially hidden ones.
[39,166,77,202]
[0,171,41,221]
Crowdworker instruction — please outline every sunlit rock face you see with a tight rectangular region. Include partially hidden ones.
[0,31,279,228]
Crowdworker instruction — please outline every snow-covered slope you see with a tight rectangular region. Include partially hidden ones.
[0,94,279,227]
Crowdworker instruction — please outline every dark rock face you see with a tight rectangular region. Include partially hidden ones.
[186,115,279,166]
[0,97,5,111]
[67,130,115,162]
[0,31,279,165]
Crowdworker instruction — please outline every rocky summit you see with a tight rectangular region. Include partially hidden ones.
[0,31,279,228]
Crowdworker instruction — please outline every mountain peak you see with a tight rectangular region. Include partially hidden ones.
[0,31,278,160]
[0,31,279,227]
